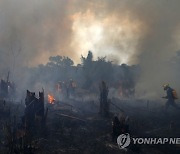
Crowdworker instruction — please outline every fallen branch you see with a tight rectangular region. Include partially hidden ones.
[110,102,124,112]
[56,113,86,122]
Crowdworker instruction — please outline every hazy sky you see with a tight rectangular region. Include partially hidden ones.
[2,0,179,67]
[0,0,180,98]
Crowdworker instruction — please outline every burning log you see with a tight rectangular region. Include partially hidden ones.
[48,94,55,104]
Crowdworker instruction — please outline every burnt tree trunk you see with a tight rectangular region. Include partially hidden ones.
[99,81,109,117]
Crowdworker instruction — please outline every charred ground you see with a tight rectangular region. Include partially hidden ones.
[0,52,180,154]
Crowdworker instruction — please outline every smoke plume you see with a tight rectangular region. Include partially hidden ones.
[0,0,180,99]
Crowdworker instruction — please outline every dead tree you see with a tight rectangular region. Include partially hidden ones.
[24,90,37,129]
[0,79,8,98]
[23,90,47,134]
[99,81,109,117]
[0,72,16,99]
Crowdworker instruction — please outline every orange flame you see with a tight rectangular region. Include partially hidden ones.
[48,94,55,104]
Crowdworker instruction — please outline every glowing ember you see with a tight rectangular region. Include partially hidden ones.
[48,94,55,104]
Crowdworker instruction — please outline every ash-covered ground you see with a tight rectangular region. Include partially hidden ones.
[1,96,180,154]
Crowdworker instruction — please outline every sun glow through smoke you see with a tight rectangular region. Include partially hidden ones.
[71,10,143,64]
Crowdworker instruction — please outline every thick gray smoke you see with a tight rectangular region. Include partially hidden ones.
[82,0,180,99]
[0,0,73,73]
[0,0,180,99]
[122,0,180,98]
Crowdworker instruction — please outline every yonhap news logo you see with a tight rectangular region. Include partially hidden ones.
[117,133,131,149]
[117,133,180,149]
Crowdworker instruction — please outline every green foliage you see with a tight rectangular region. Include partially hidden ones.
[48,55,74,67]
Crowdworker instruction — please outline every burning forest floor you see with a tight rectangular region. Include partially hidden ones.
[0,98,180,154]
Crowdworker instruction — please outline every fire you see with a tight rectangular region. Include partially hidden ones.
[48,94,55,104]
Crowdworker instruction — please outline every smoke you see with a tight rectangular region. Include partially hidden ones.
[0,0,73,72]
[123,0,180,98]
[78,0,180,98]
[0,0,180,99]
[0,0,143,71]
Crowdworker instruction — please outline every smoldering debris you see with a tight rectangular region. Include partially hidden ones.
[0,89,180,153]
[0,51,180,154]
